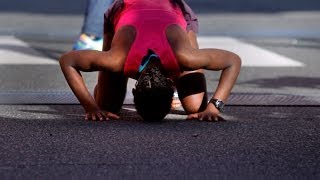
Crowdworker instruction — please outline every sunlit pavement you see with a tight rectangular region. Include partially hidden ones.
[0,0,320,178]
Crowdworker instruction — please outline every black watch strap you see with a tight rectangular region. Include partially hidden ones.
[208,99,225,111]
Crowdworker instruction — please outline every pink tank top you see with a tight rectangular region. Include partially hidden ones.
[113,0,187,79]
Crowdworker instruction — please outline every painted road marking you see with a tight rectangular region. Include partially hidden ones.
[198,37,304,67]
[0,36,57,64]
[0,36,303,66]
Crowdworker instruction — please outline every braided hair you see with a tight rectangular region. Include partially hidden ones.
[106,0,188,121]
[133,50,174,122]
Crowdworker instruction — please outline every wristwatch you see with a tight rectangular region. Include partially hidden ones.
[208,99,225,112]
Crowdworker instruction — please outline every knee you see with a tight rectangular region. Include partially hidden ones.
[181,94,207,114]
[177,72,207,98]
[177,72,208,113]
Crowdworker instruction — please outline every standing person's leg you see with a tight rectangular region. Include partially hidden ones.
[82,0,112,37]
[73,0,113,50]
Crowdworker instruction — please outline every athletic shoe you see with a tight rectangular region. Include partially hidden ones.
[171,90,182,109]
[72,33,103,51]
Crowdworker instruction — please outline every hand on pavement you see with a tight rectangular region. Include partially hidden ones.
[187,103,224,122]
[85,109,120,121]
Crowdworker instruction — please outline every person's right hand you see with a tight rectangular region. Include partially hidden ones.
[85,109,120,121]
[186,103,224,122]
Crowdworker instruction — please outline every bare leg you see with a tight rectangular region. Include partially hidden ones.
[59,25,137,121]
[174,30,207,113]
[94,72,128,113]
[167,25,241,118]
[94,26,135,113]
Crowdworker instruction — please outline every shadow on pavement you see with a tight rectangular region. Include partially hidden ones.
[15,105,191,122]
[32,47,66,61]
[0,44,50,57]
[241,76,320,89]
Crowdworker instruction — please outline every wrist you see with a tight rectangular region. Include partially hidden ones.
[206,102,220,113]
[208,98,225,112]
[83,103,100,112]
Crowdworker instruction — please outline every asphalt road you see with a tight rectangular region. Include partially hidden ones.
[1,105,319,179]
[0,0,320,179]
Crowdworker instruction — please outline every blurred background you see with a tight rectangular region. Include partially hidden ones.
[1,0,320,38]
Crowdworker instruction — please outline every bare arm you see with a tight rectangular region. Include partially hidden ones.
[199,48,241,103]
[167,26,241,104]
[184,48,241,121]
[59,26,135,120]
[59,50,117,113]
[167,26,241,120]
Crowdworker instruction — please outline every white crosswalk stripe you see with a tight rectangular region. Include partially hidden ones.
[0,36,57,64]
[0,36,304,66]
[198,37,304,67]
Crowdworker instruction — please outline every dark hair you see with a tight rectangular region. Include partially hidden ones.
[133,51,174,122]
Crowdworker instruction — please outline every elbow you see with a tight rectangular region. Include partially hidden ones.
[233,54,242,68]
[229,53,242,70]
[59,53,67,67]
[222,53,241,75]
[59,52,73,68]
[59,52,77,76]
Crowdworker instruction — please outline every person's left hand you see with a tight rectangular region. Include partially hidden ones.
[186,103,224,122]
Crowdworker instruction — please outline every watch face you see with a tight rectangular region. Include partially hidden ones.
[216,101,224,108]
[210,99,224,111]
